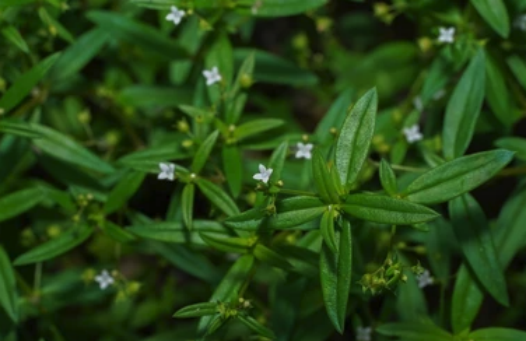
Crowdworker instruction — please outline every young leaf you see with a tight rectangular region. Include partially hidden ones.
[470,0,510,38]
[191,130,219,174]
[268,141,289,184]
[196,178,240,217]
[449,194,509,306]
[469,327,526,340]
[0,53,60,114]
[222,145,243,197]
[200,233,252,254]
[335,88,378,188]
[312,150,340,204]
[238,315,276,340]
[253,244,293,270]
[38,7,75,43]
[320,220,352,334]
[379,159,397,195]
[443,49,485,159]
[341,194,439,225]
[182,183,195,230]
[234,119,284,141]
[320,208,337,253]
[173,302,218,318]
[104,171,145,214]
[403,149,514,205]
[0,247,17,323]
[14,225,93,266]
[0,187,45,223]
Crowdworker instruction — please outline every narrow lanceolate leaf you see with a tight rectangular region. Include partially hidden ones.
[495,137,526,161]
[250,0,327,17]
[200,233,252,254]
[103,221,136,243]
[0,187,45,223]
[222,145,243,197]
[470,0,510,38]
[449,194,509,306]
[320,220,352,334]
[253,243,293,270]
[341,194,439,225]
[196,178,239,217]
[127,221,226,244]
[335,88,378,188]
[0,53,60,114]
[191,130,219,174]
[0,247,18,323]
[379,159,397,196]
[173,302,218,318]
[33,124,115,174]
[197,255,255,336]
[14,225,92,265]
[238,315,276,340]
[234,119,284,141]
[403,149,514,205]
[182,183,195,230]
[314,88,354,145]
[268,141,289,184]
[469,328,526,340]
[312,150,340,204]
[507,55,526,91]
[229,51,255,101]
[376,321,454,341]
[485,55,514,127]
[2,26,29,53]
[451,264,484,334]
[104,171,145,214]
[320,208,337,253]
[0,119,41,138]
[443,49,485,159]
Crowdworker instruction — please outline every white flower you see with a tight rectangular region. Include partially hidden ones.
[403,124,423,144]
[417,269,434,289]
[253,164,273,184]
[438,27,455,43]
[295,142,313,159]
[433,89,446,101]
[158,162,175,181]
[514,15,526,31]
[413,97,423,112]
[95,270,114,290]
[203,66,222,86]
[356,326,372,341]
[165,6,185,25]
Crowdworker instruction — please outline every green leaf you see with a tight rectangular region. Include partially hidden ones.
[33,124,115,174]
[485,55,514,127]
[200,233,252,254]
[248,0,327,17]
[312,150,341,204]
[103,221,137,243]
[117,86,192,109]
[0,0,36,7]
[320,208,337,253]
[196,178,239,217]
[320,220,352,334]
[335,88,378,187]
[0,187,45,223]
[443,49,486,159]
[38,7,74,43]
[469,328,526,341]
[403,149,514,205]
[127,220,226,244]
[86,11,187,60]
[253,244,293,270]
[470,0,510,38]
[341,194,439,225]
[376,321,454,341]
[314,88,354,145]
[234,49,318,86]
[0,119,41,138]
[206,32,234,86]
[2,26,29,53]
[104,171,145,214]
[182,183,195,230]
[0,53,60,114]
[268,141,289,184]
[14,225,93,266]
[197,255,255,336]
[192,131,219,173]
[451,264,484,334]
[238,315,276,340]
[0,247,17,323]
[173,302,218,318]
[507,55,526,91]
[222,146,243,197]
[49,28,110,81]
[229,51,255,103]
[117,142,190,173]
[379,159,397,195]
[449,194,509,306]
[495,137,526,161]
[234,119,284,141]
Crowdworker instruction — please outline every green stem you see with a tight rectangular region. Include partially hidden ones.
[498,165,526,177]
[279,188,318,197]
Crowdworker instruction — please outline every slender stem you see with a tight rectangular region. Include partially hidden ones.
[497,165,526,177]
[369,160,427,173]
[279,188,318,197]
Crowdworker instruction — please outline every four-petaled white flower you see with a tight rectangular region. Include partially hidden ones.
[413,97,423,112]
[514,15,526,31]
[158,162,176,181]
[417,269,434,289]
[356,326,373,341]
[95,270,114,290]
[403,124,423,144]
[203,67,222,86]
[253,164,273,184]
[165,6,185,25]
[438,27,455,44]
[295,142,313,159]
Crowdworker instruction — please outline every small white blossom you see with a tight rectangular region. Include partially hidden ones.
[165,6,185,25]
[253,164,273,184]
[95,270,114,290]
[203,66,222,86]
[438,27,455,44]
[158,162,175,181]
[433,89,446,101]
[295,142,313,159]
[403,124,423,144]
[514,15,526,31]
[413,97,423,112]
[417,269,434,289]
[356,326,372,341]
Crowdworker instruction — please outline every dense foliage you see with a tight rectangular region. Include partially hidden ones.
[1,0,526,340]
